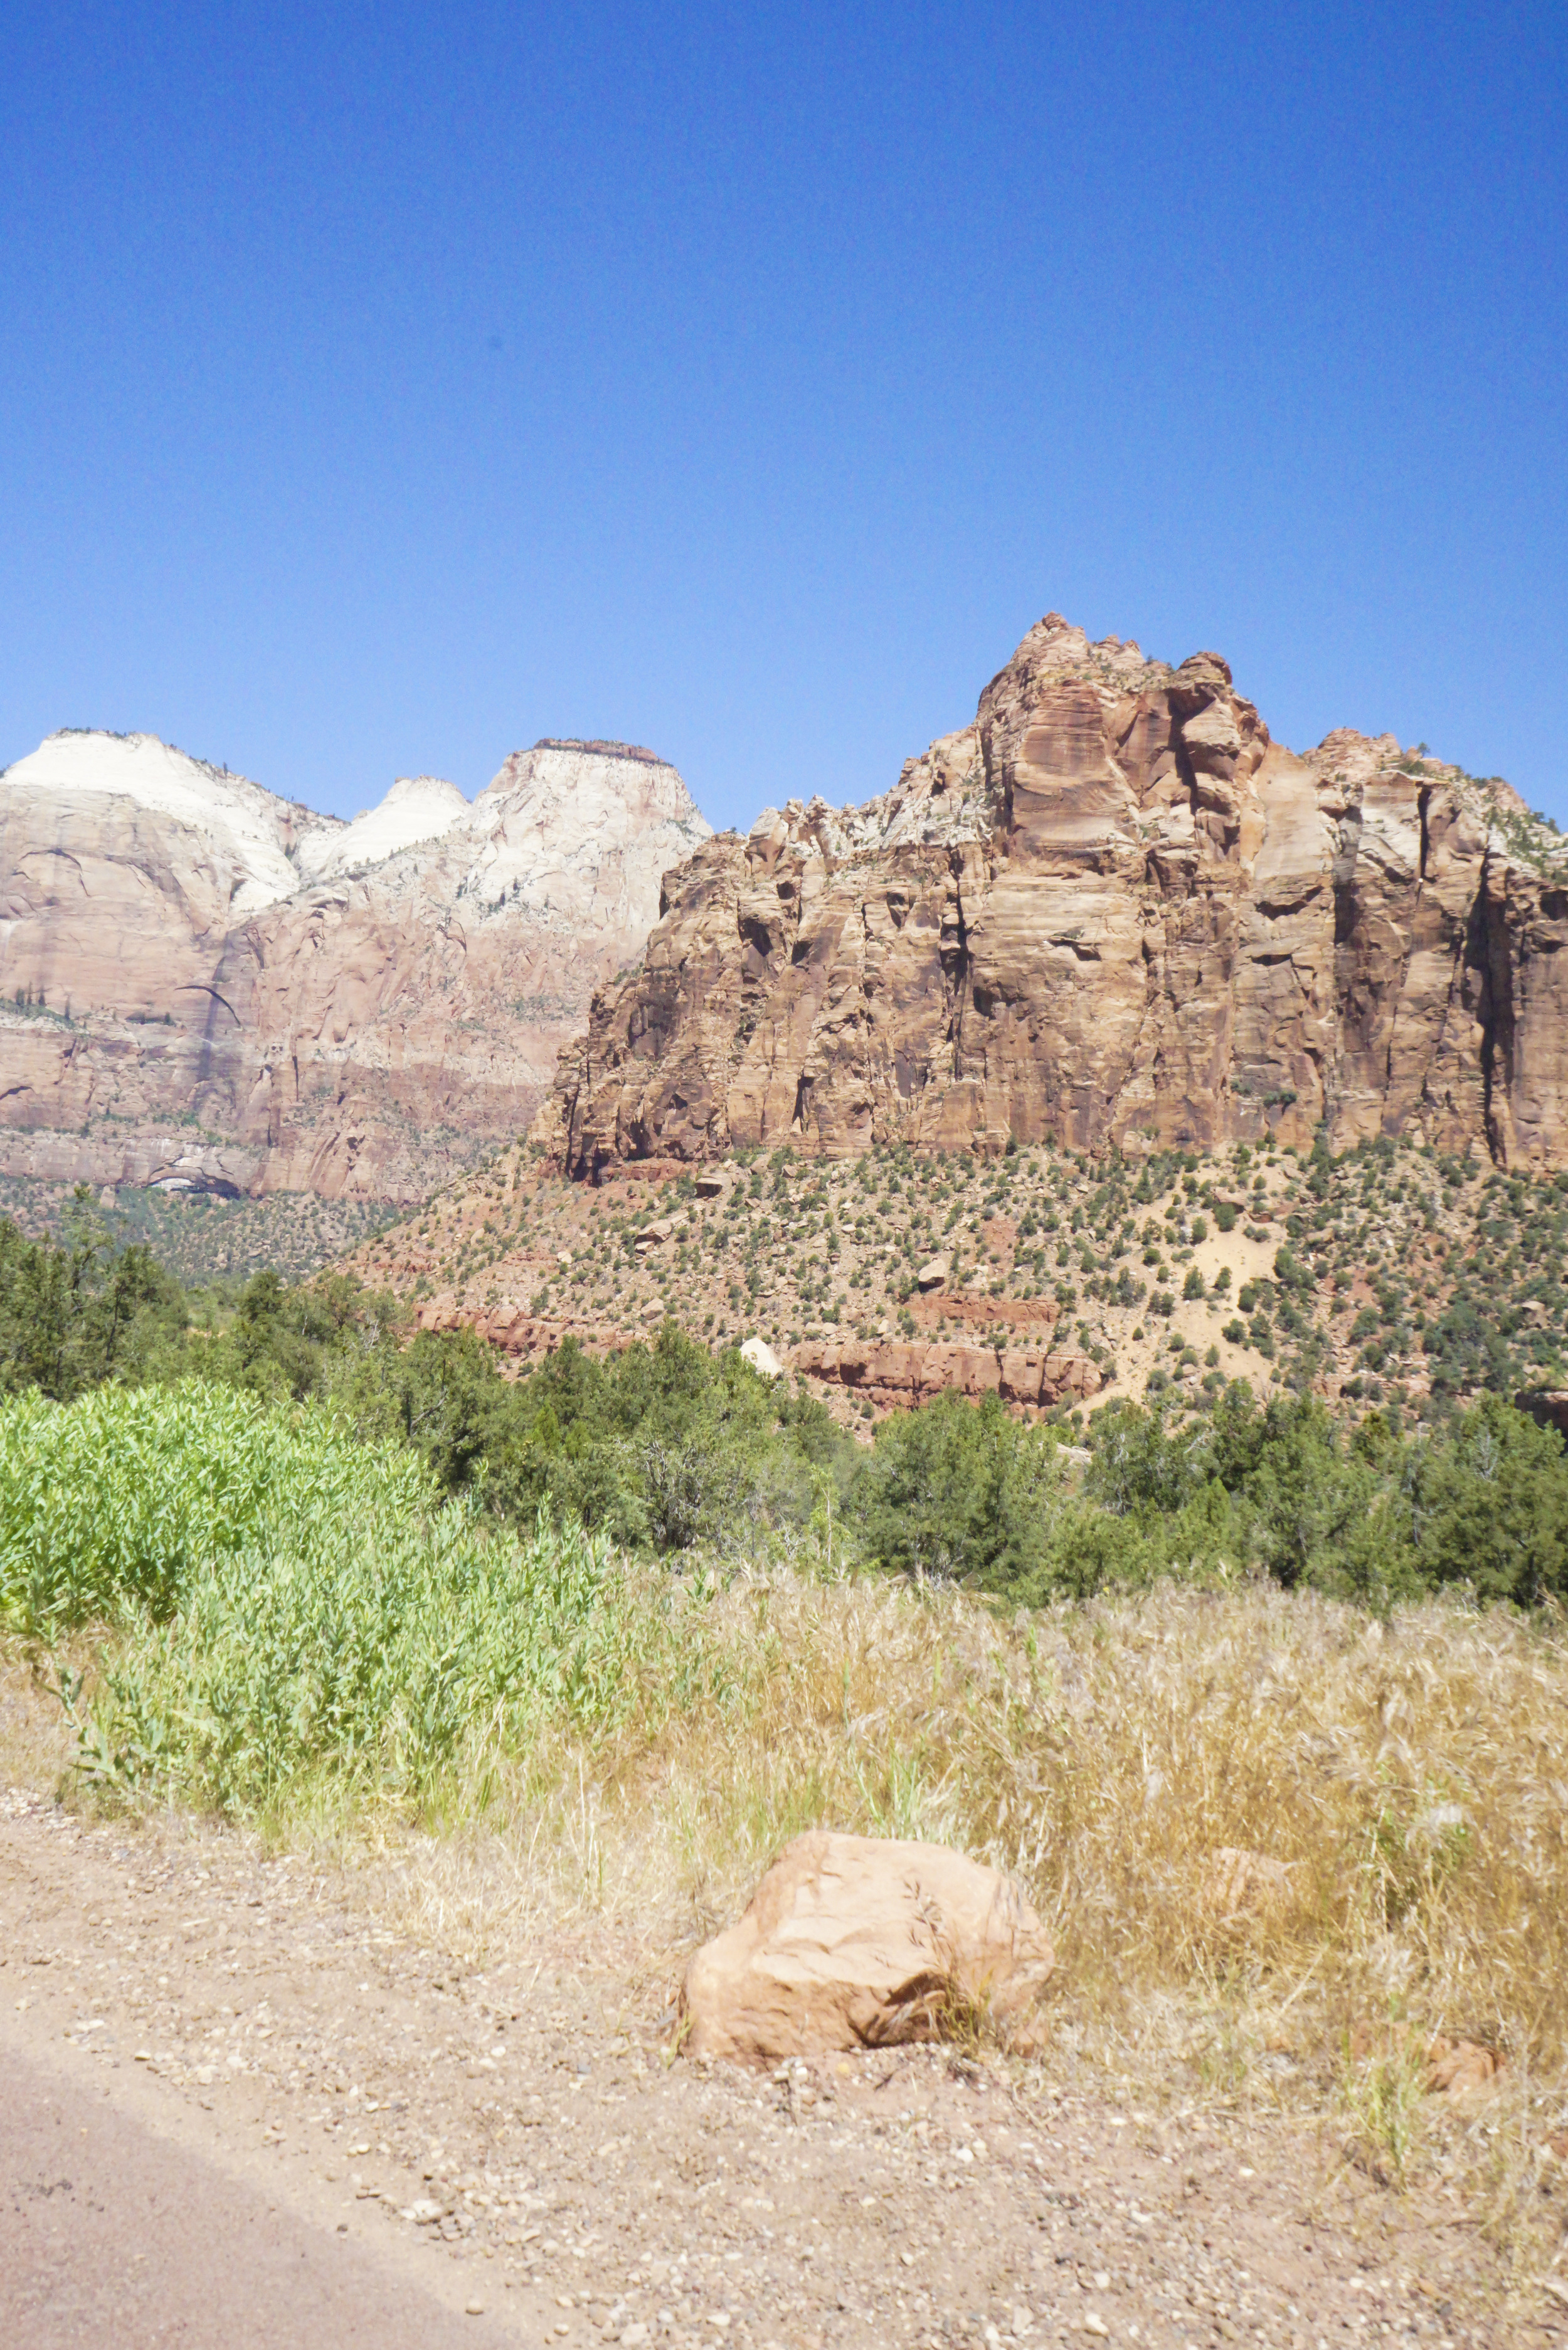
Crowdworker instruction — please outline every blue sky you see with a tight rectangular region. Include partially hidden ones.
[2,2,1564,829]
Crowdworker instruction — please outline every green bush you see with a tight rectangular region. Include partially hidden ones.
[0,1207,188,1401]
[852,1391,1063,1590]
[0,1381,715,1815]
[1412,1393,1568,1605]
[406,1321,855,1553]
[0,1383,431,1637]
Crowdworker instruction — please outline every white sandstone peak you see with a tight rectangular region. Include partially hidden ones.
[460,740,711,917]
[292,772,469,885]
[0,729,330,916]
[0,725,710,932]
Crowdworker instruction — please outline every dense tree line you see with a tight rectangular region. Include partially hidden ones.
[1,1193,1564,1609]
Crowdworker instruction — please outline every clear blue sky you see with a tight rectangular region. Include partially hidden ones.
[2,2,1564,829]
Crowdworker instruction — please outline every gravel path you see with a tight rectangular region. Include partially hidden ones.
[1,2035,490,2346]
[2,1790,1559,2349]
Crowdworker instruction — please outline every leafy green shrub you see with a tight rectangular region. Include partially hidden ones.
[0,1383,431,1637]
[68,1484,681,1813]
[2,1385,726,1815]
[0,1208,188,1400]
[851,1391,1061,1587]
[1411,1393,1568,1605]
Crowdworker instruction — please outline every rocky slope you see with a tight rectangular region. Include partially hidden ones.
[540,615,1568,1176]
[346,1122,1568,1429]
[0,731,709,1201]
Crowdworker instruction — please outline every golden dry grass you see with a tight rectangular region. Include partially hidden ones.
[366,1569,1568,2278]
[308,1570,1567,2123]
[9,1570,1567,2267]
[496,1573,1568,2065]
[14,1570,1565,2075]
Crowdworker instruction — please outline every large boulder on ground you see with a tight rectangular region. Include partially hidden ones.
[681,1830,1054,2061]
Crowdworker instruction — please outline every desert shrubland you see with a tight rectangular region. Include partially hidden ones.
[7,1383,1565,2127]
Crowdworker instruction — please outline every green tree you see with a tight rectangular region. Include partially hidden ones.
[851,1391,1062,1588]
[1413,1395,1568,1605]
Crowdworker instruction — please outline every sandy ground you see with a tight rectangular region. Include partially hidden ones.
[3,1788,1562,2350]
[2,2033,488,2346]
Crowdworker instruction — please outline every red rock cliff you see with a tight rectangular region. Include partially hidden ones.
[539,615,1568,1172]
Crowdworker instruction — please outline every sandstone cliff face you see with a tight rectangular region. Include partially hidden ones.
[541,617,1568,1174]
[0,732,709,1200]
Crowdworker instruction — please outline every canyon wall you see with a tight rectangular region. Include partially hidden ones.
[539,616,1568,1175]
[0,731,709,1200]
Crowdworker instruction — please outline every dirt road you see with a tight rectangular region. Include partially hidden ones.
[1,1787,1559,2349]
[2,2034,495,2346]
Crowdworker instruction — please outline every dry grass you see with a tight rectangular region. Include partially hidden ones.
[10,1570,1568,2275]
[17,1570,1567,2080]
[364,1571,1568,2284]
[461,1571,1568,2071]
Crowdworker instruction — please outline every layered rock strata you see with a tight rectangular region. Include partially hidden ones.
[909,1292,1061,1332]
[415,1299,642,1362]
[541,616,1568,1174]
[0,732,708,1199]
[792,1335,1101,1413]
[410,1298,1101,1414]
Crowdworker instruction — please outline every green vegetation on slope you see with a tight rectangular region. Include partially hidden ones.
[319,1317,1568,1610]
[3,1192,1567,1612]
[356,1125,1568,1422]
[0,1171,395,1287]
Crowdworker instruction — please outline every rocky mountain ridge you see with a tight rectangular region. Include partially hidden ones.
[539,614,1568,1175]
[0,729,709,1201]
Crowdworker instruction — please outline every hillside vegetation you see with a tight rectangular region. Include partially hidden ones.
[3,1196,1567,1608]
[4,1383,1565,2142]
[0,1169,391,1285]
[352,1125,1568,1420]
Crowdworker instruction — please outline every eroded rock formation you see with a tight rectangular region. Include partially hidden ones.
[541,616,1568,1174]
[792,1335,1099,1413]
[0,732,709,1199]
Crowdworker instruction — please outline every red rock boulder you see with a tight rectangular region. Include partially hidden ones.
[682,1830,1055,2061]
